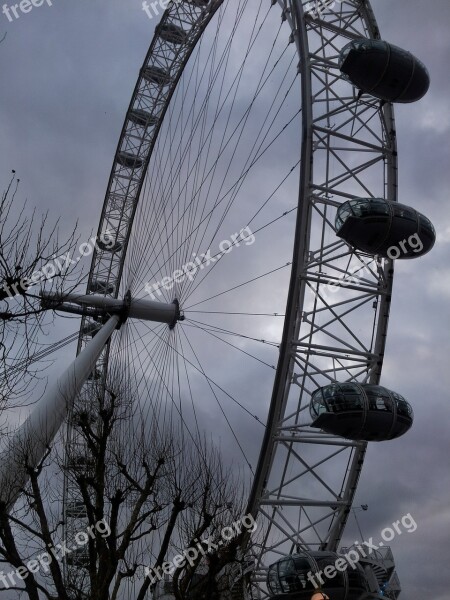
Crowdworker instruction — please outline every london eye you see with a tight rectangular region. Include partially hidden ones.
[0,1,435,599]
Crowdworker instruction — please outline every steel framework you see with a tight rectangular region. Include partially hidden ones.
[245,1,399,597]
[63,2,224,592]
[60,1,401,598]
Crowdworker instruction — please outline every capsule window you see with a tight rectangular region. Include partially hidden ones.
[342,394,363,411]
[397,400,408,416]
[339,383,360,393]
[339,45,351,67]
[349,199,371,217]
[278,558,299,593]
[354,41,368,52]
[392,205,417,222]
[359,41,372,51]
[366,389,388,412]
[285,557,312,592]
[369,198,390,216]
[311,393,327,417]
[335,383,362,411]
[268,566,282,595]
[336,205,352,229]
[319,384,362,413]
[419,215,436,237]
[323,384,339,399]
[396,399,412,417]
[391,392,412,417]
[365,386,393,412]
[327,397,341,412]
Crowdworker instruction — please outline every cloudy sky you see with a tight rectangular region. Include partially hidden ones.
[0,1,449,599]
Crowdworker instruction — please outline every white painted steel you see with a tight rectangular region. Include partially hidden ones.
[0,315,119,509]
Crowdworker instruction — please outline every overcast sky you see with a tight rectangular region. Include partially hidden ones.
[0,1,449,599]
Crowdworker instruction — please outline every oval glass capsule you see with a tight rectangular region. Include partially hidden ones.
[310,383,413,442]
[97,235,122,253]
[89,280,115,295]
[142,66,171,86]
[339,38,430,103]
[116,151,144,169]
[335,198,435,259]
[128,109,159,128]
[268,551,368,600]
[158,23,188,45]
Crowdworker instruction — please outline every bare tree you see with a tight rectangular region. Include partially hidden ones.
[138,440,248,600]
[0,172,252,599]
[0,171,82,407]
[0,364,248,600]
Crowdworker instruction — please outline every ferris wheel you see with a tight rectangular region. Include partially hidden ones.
[2,1,433,599]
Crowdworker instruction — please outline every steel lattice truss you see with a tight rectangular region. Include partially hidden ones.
[61,1,400,598]
[246,1,399,598]
[63,1,224,593]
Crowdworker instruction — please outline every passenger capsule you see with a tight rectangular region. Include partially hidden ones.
[188,0,209,6]
[310,383,413,442]
[89,280,114,295]
[97,235,122,253]
[339,39,430,103]
[157,23,188,45]
[142,66,171,86]
[268,552,368,600]
[335,198,435,259]
[129,109,158,128]
[116,151,144,169]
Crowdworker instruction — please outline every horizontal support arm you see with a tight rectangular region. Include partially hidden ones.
[41,291,180,326]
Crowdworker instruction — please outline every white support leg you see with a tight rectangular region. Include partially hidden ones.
[0,315,120,510]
